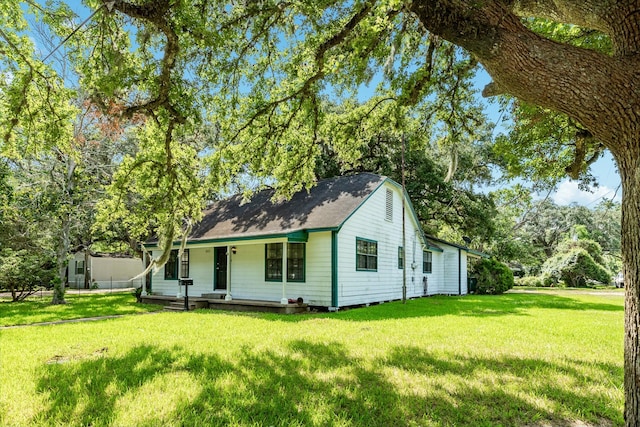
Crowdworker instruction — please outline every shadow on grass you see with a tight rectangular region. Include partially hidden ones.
[34,339,622,426]
[257,293,624,323]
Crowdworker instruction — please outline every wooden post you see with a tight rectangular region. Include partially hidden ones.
[225,245,232,301]
[402,134,407,304]
[280,242,288,304]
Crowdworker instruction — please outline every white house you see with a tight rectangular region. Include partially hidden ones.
[69,251,145,290]
[143,173,485,310]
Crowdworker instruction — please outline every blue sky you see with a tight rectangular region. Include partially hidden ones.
[552,152,621,206]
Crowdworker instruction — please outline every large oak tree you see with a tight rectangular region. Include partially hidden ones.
[406,2,639,423]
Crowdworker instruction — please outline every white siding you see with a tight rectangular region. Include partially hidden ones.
[229,232,332,305]
[150,247,213,296]
[68,253,86,288]
[188,248,215,295]
[336,181,427,307]
[68,253,144,289]
[460,251,468,294]
[146,179,474,307]
[435,244,469,295]
[421,250,444,296]
[91,257,144,289]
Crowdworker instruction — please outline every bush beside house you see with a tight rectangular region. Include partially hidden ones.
[473,258,514,295]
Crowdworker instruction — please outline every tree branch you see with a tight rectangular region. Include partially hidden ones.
[408,1,640,152]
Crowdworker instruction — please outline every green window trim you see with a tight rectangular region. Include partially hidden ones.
[287,242,305,282]
[265,243,283,282]
[165,249,190,280]
[165,250,179,280]
[423,250,433,274]
[398,246,404,269]
[265,243,306,282]
[356,237,378,271]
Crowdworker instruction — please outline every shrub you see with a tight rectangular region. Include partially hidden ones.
[556,239,605,266]
[515,276,543,287]
[542,248,611,287]
[473,258,514,295]
[0,248,56,301]
[514,275,563,288]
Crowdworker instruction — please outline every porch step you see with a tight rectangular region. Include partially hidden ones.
[164,300,197,311]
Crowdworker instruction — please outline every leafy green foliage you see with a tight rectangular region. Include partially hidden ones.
[514,275,546,288]
[94,120,207,255]
[316,126,497,238]
[542,248,611,288]
[493,103,603,187]
[488,197,621,277]
[472,258,514,295]
[0,249,56,301]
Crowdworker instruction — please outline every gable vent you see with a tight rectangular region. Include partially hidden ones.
[385,188,393,221]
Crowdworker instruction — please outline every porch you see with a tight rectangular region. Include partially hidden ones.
[139,294,309,314]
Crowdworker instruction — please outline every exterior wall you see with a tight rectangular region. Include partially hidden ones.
[186,247,215,296]
[423,250,444,296]
[228,232,332,305]
[335,181,428,307]
[69,252,144,289]
[150,247,214,297]
[437,245,468,295]
[68,252,88,289]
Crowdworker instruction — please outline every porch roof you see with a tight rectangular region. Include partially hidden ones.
[187,173,386,243]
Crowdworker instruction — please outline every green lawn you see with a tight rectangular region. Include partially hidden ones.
[0,291,624,426]
[0,292,163,327]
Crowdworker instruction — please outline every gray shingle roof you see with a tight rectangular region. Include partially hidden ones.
[189,173,386,241]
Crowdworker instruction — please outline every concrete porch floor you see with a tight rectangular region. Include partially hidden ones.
[140,294,309,314]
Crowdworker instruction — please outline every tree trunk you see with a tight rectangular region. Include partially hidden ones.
[617,147,640,425]
[51,217,69,305]
[51,155,76,305]
[84,247,90,289]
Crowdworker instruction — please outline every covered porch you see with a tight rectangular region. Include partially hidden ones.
[143,229,332,309]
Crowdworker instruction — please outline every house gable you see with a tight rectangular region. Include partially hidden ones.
[333,180,432,307]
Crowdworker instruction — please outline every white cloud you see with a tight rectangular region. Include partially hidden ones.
[552,180,621,206]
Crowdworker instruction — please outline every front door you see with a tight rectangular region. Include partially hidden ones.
[214,247,227,290]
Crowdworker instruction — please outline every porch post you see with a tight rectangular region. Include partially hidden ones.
[225,245,232,301]
[176,249,182,298]
[280,241,288,304]
[141,253,148,296]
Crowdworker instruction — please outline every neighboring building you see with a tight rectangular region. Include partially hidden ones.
[143,173,485,310]
[69,251,144,289]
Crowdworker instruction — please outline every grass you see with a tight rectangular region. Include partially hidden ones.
[0,290,624,426]
[0,292,163,327]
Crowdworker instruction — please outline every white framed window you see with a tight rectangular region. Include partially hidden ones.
[356,238,378,271]
[423,251,433,274]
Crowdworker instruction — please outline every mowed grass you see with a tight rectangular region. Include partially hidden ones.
[0,292,162,327]
[0,291,623,426]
